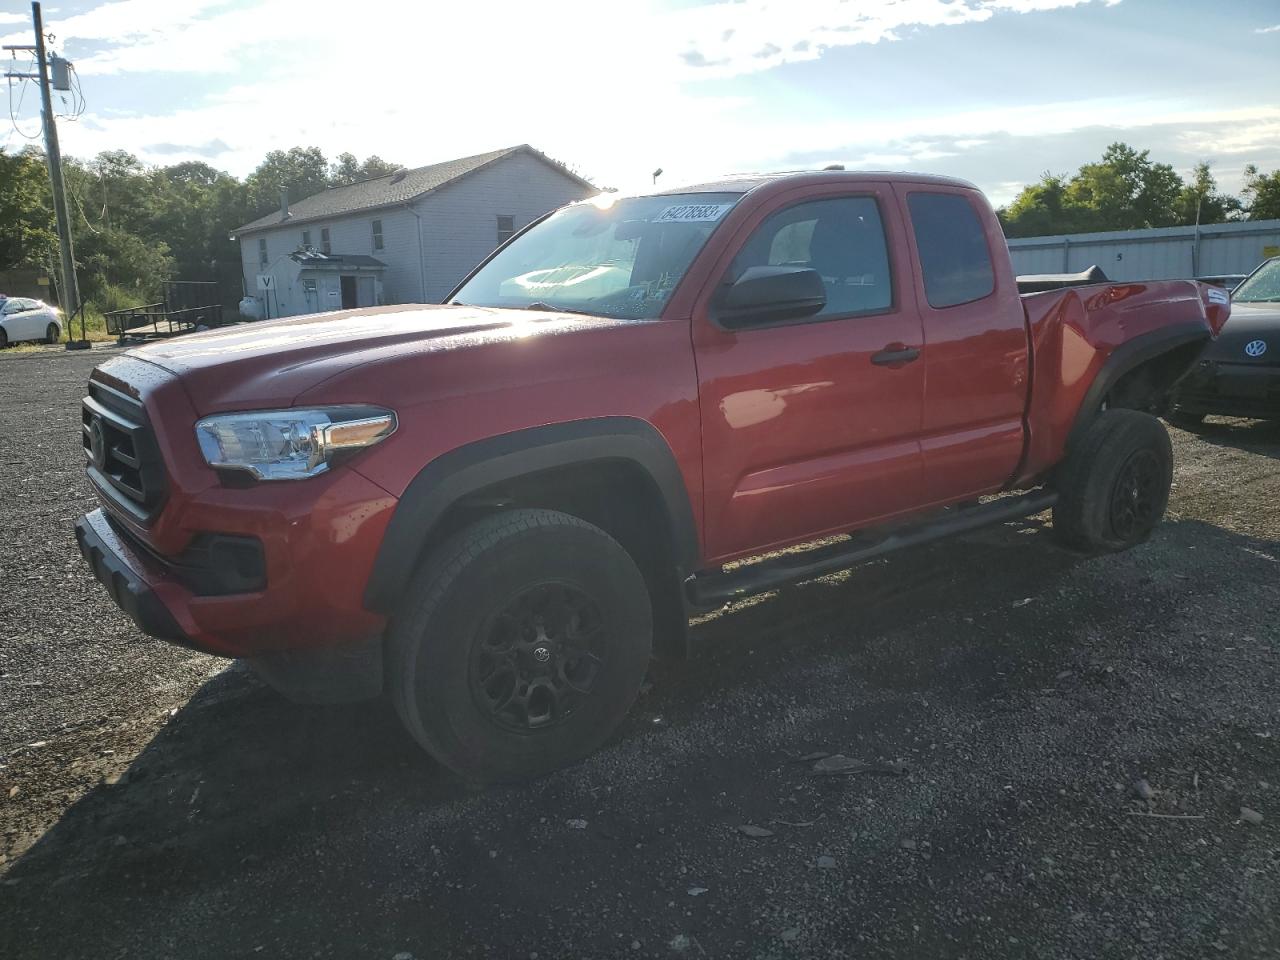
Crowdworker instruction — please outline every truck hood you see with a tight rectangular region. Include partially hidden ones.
[1203,301,1280,363]
[128,304,634,412]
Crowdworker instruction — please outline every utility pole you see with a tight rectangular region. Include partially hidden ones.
[4,2,84,347]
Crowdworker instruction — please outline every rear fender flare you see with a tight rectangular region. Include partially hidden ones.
[362,417,699,614]
[1067,321,1210,451]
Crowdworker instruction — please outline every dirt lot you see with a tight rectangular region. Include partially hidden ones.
[1,344,1278,959]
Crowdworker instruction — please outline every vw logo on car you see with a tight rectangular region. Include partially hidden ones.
[1244,339,1268,358]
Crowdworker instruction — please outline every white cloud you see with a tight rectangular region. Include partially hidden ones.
[0,12,29,27]
[15,0,1269,210]
[1255,23,1280,34]
[665,0,1120,79]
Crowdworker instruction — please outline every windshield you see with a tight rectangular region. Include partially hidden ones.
[1232,257,1280,302]
[451,192,743,319]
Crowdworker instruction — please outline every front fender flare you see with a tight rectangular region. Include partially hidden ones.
[362,417,700,614]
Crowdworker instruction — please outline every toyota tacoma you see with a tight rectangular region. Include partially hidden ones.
[75,170,1228,781]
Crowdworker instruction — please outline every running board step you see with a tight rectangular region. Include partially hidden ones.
[686,489,1059,607]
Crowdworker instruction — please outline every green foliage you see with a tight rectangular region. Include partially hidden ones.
[96,283,147,314]
[1065,143,1182,230]
[16,145,399,311]
[244,146,331,216]
[75,226,173,305]
[1241,164,1280,221]
[1174,161,1241,225]
[999,144,1257,238]
[329,152,401,185]
[0,148,56,270]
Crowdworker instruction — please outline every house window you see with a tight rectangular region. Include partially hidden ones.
[496,215,515,245]
[258,237,268,267]
[372,219,384,251]
[302,229,311,249]
[321,227,331,254]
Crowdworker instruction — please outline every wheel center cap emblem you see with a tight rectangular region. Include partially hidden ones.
[88,417,107,470]
[533,645,551,663]
[1245,339,1267,358]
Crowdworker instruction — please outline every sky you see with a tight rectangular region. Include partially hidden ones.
[2,0,1279,205]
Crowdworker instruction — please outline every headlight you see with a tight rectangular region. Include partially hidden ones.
[194,406,396,480]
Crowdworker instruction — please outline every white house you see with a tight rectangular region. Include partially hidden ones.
[232,144,595,318]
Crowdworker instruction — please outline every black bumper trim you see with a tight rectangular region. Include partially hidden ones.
[74,509,188,644]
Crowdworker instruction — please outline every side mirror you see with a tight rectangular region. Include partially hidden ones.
[718,266,826,328]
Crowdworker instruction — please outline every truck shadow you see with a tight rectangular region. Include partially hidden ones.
[4,515,1277,957]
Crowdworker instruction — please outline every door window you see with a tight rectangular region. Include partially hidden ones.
[729,197,892,320]
[906,192,995,308]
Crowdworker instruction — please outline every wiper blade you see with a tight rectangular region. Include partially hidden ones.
[524,301,596,316]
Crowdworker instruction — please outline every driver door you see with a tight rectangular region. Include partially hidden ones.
[692,184,927,562]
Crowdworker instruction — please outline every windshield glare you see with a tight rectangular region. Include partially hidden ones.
[451,193,742,319]
[1232,258,1280,302]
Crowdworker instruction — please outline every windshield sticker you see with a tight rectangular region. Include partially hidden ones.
[654,203,733,224]
[1207,287,1229,305]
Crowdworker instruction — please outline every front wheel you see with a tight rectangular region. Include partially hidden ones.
[387,509,653,783]
[1053,409,1173,552]
[0,328,8,349]
[45,322,60,345]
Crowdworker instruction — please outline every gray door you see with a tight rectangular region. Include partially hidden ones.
[357,276,376,307]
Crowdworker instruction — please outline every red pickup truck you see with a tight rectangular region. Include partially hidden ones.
[75,171,1227,781]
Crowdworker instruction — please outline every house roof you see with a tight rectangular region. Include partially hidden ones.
[234,144,594,236]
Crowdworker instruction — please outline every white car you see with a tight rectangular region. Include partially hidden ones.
[0,297,62,347]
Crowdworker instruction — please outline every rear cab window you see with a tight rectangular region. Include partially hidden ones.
[906,192,995,308]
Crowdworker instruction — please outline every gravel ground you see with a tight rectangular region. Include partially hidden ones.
[1,344,1278,959]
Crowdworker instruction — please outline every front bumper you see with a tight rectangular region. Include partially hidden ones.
[75,508,188,644]
[76,450,398,658]
[1174,361,1280,419]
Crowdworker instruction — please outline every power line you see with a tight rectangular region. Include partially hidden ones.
[7,65,43,140]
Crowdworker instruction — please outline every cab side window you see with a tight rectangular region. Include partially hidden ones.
[730,197,892,320]
[906,192,995,308]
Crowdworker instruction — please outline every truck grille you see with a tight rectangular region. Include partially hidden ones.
[82,379,167,522]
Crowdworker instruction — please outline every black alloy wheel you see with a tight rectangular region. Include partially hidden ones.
[470,582,607,733]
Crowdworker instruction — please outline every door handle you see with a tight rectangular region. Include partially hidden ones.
[870,344,921,367]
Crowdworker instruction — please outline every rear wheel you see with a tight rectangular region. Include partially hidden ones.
[1053,409,1173,552]
[387,509,653,783]
[45,322,59,345]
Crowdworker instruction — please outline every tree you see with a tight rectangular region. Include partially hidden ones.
[329,152,401,185]
[74,226,173,304]
[997,142,1256,237]
[1065,143,1181,230]
[1174,161,1240,225]
[0,148,56,269]
[244,146,331,217]
[1241,164,1280,221]
[999,173,1100,238]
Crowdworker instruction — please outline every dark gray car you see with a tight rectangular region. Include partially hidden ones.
[1170,256,1280,424]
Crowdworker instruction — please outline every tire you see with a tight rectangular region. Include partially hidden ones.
[1166,409,1205,430]
[0,328,8,349]
[45,322,59,345]
[387,508,653,782]
[1052,409,1173,552]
